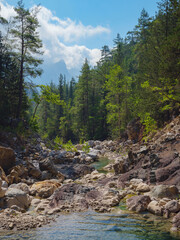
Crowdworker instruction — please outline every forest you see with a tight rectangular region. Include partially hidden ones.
[0,0,179,143]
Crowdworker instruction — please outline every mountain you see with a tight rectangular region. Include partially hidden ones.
[35,60,76,85]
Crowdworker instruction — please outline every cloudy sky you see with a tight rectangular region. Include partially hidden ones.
[0,0,158,78]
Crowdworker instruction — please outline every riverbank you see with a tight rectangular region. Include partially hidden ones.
[0,115,179,236]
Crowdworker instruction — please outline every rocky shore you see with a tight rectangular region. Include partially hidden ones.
[0,115,179,235]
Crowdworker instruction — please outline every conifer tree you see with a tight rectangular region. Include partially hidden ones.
[10,0,43,118]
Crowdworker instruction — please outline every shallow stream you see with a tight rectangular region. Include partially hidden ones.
[0,211,179,240]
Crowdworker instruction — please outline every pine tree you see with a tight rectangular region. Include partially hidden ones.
[10,0,43,118]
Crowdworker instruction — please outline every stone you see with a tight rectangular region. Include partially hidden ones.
[27,162,42,179]
[87,149,100,160]
[113,160,127,174]
[30,180,62,198]
[35,200,50,212]
[10,205,25,213]
[31,198,41,207]
[171,212,180,232]
[39,158,58,176]
[130,178,143,188]
[41,171,52,180]
[165,200,180,213]
[155,158,180,183]
[126,195,151,212]
[0,166,8,183]
[9,183,30,194]
[58,164,94,180]
[49,183,93,211]
[2,180,8,189]
[0,146,15,171]
[5,188,31,209]
[136,183,150,192]
[147,200,163,216]
[150,185,179,199]
[0,187,6,198]
[7,165,28,184]
[90,170,106,180]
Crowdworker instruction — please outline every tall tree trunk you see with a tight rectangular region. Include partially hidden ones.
[16,19,24,119]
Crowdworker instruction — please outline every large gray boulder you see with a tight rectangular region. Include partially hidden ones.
[87,149,100,160]
[9,183,30,194]
[165,200,180,213]
[150,185,179,199]
[126,195,151,212]
[5,188,31,209]
[147,200,163,216]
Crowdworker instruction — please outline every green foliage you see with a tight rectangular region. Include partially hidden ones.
[62,140,78,152]
[54,136,63,150]
[105,65,132,137]
[9,0,43,118]
[29,116,39,132]
[140,113,157,140]
[54,136,77,152]
[82,141,90,153]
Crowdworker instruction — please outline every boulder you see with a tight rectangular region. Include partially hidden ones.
[0,146,15,171]
[39,158,58,176]
[87,149,100,160]
[49,183,93,211]
[165,200,180,213]
[150,185,179,199]
[126,195,151,212]
[30,180,62,198]
[5,188,31,209]
[9,183,30,194]
[155,158,180,183]
[41,171,52,180]
[113,160,127,174]
[27,162,42,179]
[147,200,163,216]
[136,183,150,192]
[171,212,180,232]
[58,164,94,180]
[129,178,143,189]
[7,165,28,184]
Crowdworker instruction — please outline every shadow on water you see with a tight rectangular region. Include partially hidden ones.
[0,211,180,240]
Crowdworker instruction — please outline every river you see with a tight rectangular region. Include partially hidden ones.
[0,211,179,240]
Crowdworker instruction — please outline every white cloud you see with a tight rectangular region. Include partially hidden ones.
[44,41,101,69]
[0,1,16,20]
[0,1,110,70]
[37,6,110,43]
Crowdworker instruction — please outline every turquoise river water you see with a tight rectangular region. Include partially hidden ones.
[0,211,179,240]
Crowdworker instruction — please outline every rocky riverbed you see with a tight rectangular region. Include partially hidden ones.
[0,115,179,236]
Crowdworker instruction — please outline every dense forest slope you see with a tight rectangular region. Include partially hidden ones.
[0,0,179,143]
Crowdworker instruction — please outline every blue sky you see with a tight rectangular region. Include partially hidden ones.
[26,0,158,49]
[0,0,158,79]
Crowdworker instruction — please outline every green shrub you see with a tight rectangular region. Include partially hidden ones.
[82,141,90,153]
